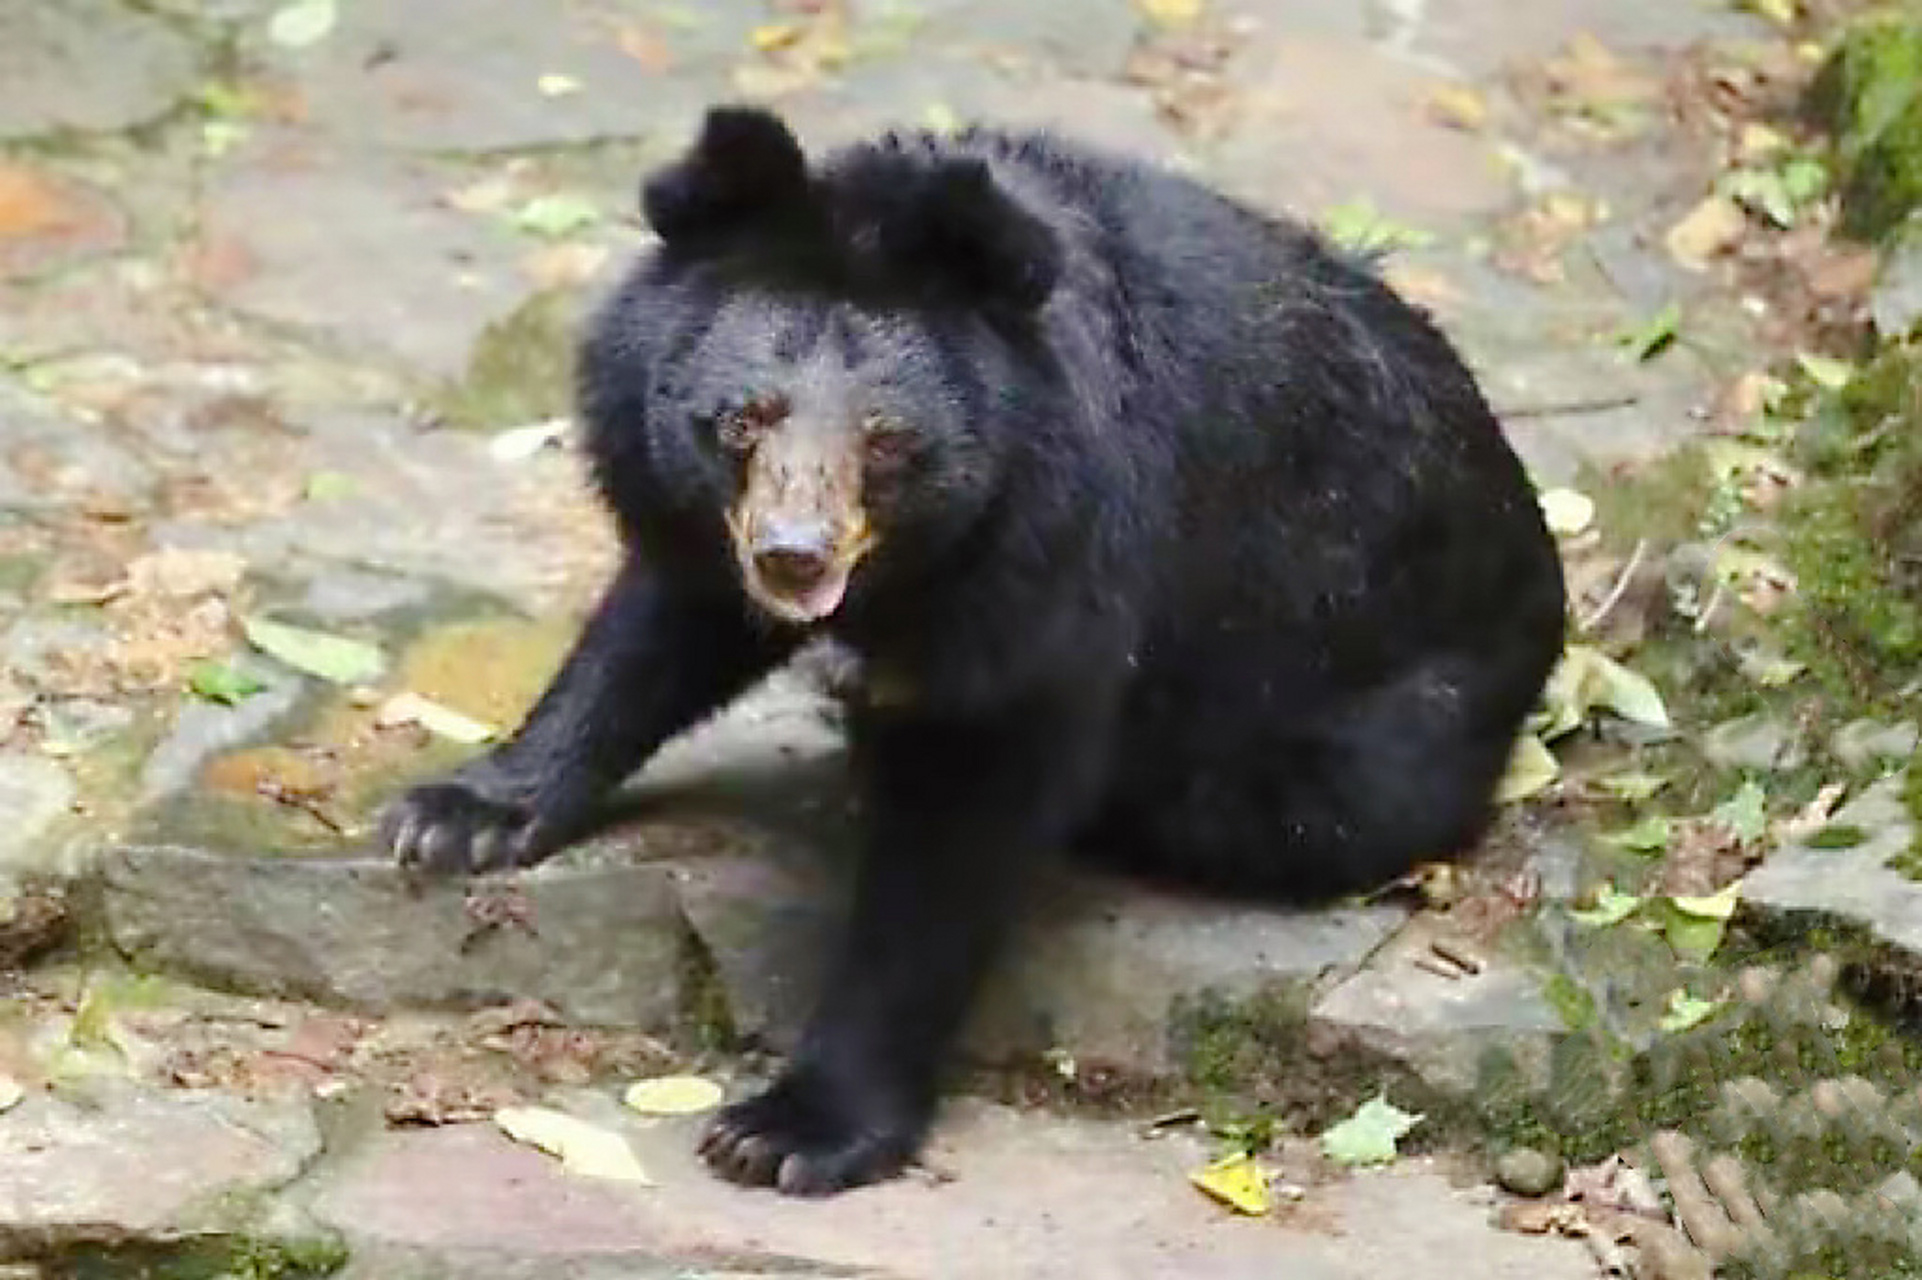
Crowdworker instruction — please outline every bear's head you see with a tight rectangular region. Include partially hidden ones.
[603,106,1066,627]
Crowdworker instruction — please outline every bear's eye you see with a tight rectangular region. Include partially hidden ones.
[862,411,913,464]
[714,394,790,453]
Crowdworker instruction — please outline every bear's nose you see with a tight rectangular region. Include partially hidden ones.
[752,532,833,595]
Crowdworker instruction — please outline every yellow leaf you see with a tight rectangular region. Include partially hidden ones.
[751,22,801,51]
[1496,734,1559,803]
[1665,196,1746,271]
[375,692,498,745]
[1190,1151,1272,1214]
[1670,881,1741,921]
[623,1075,724,1116]
[1537,487,1595,536]
[494,1106,654,1183]
[1426,83,1488,131]
[537,73,582,97]
[1138,0,1203,28]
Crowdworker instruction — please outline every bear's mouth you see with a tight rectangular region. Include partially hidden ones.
[743,559,854,624]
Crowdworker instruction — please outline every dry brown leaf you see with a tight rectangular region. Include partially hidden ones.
[0,164,84,240]
[1666,196,1747,271]
[1425,83,1488,132]
[1544,33,1658,109]
[613,23,673,73]
[126,547,246,599]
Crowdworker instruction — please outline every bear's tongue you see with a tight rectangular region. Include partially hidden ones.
[750,564,849,624]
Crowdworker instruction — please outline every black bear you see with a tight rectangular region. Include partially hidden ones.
[380,105,1567,1195]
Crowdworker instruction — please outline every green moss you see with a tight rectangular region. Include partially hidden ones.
[434,287,581,431]
[44,1234,348,1279]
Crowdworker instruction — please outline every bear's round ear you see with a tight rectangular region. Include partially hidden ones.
[917,159,1062,312]
[642,106,810,246]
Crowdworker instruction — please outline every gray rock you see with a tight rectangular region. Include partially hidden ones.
[0,1083,318,1253]
[306,1103,1595,1280]
[137,667,304,804]
[0,0,201,139]
[1701,713,1806,773]
[0,755,77,879]
[101,846,687,1027]
[1872,211,1922,339]
[1494,1147,1566,1198]
[973,877,1407,1071]
[1831,719,1920,773]
[1309,918,1565,1095]
[1744,775,1922,961]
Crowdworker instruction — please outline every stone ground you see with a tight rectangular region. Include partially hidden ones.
[0,0,1916,1275]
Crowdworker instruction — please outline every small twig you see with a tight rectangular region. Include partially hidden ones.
[1414,954,1465,980]
[1499,393,1642,420]
[1579,537,1649,632]
[255,781,346,835]
[1429,936,1486,975]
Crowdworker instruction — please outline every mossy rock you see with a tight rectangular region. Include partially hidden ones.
[434,286,582,431]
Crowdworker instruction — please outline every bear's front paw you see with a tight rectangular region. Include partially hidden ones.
[698,1071,920,1196]
[378,768,583,877]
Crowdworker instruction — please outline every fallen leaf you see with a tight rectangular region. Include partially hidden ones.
[1538,487,1595,536]
[1669,881,1741,921]
[0,1075,22,1112]
[495,1106,654,1183]
[488,418,572,462]
[537,73,583,97]
[303,471,357,502]
[1496,734,1559,803]
[623,1075,725,1116]
[1604,813,1672,853]
[1138,0,1204,28]
[1707,781,1767,843]
[1322,198,1434,254]
[1736,647,1805,687]
[186,660,266,707]
[614,24,674,73]
[1190,1151,1272,1214]
[509,193,601,240]
[1616,301,1682,363]
[1665,196,1746,271]
[242,616,385,685]
[1535,646,1671,738]
[1597,770,1668,802]
[376,692,498,745]
[522,242,609,290]
[127,547,246,599]
[1570,885,1643,927]
[1319,1093,1423,1167]
[267,0,338,49]
[1658,990,1724,1033]
[0,164,87,241]
[750,22,803,51]
[1425,83,1488,131]
[1794,351,1854,391]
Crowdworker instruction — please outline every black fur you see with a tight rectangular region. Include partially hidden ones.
[380,107,1566,1196]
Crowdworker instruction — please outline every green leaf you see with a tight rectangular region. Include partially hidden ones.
[1616,301,1682,363]
[509,193,601,239]
[1710,780,1768,843]
[1321,198,1435,254]
[242,616,384,685]
[1318,1093,1423,1167]
[1604,813,1672,853]
[1658,989,1724,1033]
[1587,650,1670,729]
[1495,734,1559,803]
[1597,770,1668,802]
[186,660,266,707]
[303,471,358,501]
[1569,885,1643,927]
[267,0,338,49]
[1654,883,1741,962]
[1807,823,1867,850]
[1794,351,1855,391]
